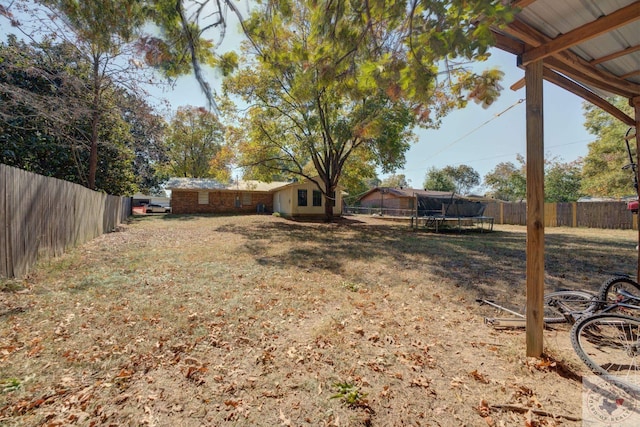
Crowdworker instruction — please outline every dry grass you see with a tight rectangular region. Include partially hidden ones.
[0,214,637,426]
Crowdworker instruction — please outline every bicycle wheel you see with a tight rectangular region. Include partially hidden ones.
[598,276,640,314]
[571,313,640,393]
[543,290,598,323]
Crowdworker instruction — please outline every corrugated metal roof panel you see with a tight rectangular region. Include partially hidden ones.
[513,0,640,94]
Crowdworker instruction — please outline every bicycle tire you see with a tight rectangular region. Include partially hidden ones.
[598,276,640,314]
[542,290,598,324]
[571,313,640,393]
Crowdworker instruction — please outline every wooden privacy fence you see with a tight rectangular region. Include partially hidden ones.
[1,164,132,278]
[483,201,637,229]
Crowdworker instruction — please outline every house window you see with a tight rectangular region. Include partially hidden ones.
[312,190,322,207]
[297,189,308,206]
[235,195,241,208]
[242,193,252,205]
[198,191,208,205]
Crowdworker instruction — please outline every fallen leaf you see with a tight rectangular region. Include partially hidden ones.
[470,369,490,384]
[476,399,490,417]
[114,393,131,404]
[410,376,431,388]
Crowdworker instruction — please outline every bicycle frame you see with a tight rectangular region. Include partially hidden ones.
[600,288,640,314]
[546,288,640,323]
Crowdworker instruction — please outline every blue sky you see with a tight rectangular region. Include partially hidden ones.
[156,46,595,193]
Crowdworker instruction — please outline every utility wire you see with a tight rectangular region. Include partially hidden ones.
[452,138,596,167]
[400,137,595,175]
[425,98,525,160]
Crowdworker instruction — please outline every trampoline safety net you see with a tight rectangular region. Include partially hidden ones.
[416,193,486,218]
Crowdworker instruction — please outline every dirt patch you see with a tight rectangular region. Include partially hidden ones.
[0,214,637,425]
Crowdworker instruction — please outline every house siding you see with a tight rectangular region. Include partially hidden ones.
[273,180,342,217]
[171,190,273,214]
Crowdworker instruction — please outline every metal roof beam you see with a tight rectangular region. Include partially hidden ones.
[521,2,640,66]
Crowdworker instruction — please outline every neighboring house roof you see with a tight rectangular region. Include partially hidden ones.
[357,187,456,201]
[165,177,290,192]
[278,176,346,194]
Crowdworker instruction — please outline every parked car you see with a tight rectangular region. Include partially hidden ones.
[145,204,171,213]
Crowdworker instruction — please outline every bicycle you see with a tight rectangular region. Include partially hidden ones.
[567,276,640,393]
[481,289,597,327]
[543,276,640,323]
[538,132,640,392]
[571,313,640,394]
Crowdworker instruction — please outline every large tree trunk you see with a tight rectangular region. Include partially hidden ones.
[323,179,334,222]
[324,195,334,222]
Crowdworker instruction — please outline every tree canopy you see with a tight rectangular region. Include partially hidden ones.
[483,154,583,202]
[380,174,410,189]
[422,165,479,194]
[224,0,512,220]
[0,35,167,195]
[423,167,456,192]
[163,106,232,180]
[483,158,526,201]
[442,165,480,194]
[545,159,583,202]
[581,97,637,198]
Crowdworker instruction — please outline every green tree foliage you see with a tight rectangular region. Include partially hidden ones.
[164,106,232,180]
[581,97,637,197]
[483,154,583,202]
[338,152,380,206]
[0,35,165,195]
[423,167,456,192]
[139,0,242,110]
[483,160,526,201]
[441,165,480,194]
[0,36,86,182]
[545,159,583,202]
[380,174,410,189]
[224,0,512,220]
[36,0,149,190]
[118,90,169,194]
[423,165,479,194]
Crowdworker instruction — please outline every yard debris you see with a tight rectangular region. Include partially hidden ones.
[489,404,581,422]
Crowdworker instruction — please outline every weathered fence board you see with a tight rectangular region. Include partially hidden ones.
[351,199,637,230]
[481,201,635,229]
[0,164,132,279]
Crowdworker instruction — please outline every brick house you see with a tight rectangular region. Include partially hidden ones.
[166,178,289,214]
[166,177,343,218]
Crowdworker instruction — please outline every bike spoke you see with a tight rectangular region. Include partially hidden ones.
[573,315,640,392]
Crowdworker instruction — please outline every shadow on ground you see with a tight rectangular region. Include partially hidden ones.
[212,216,637,302]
